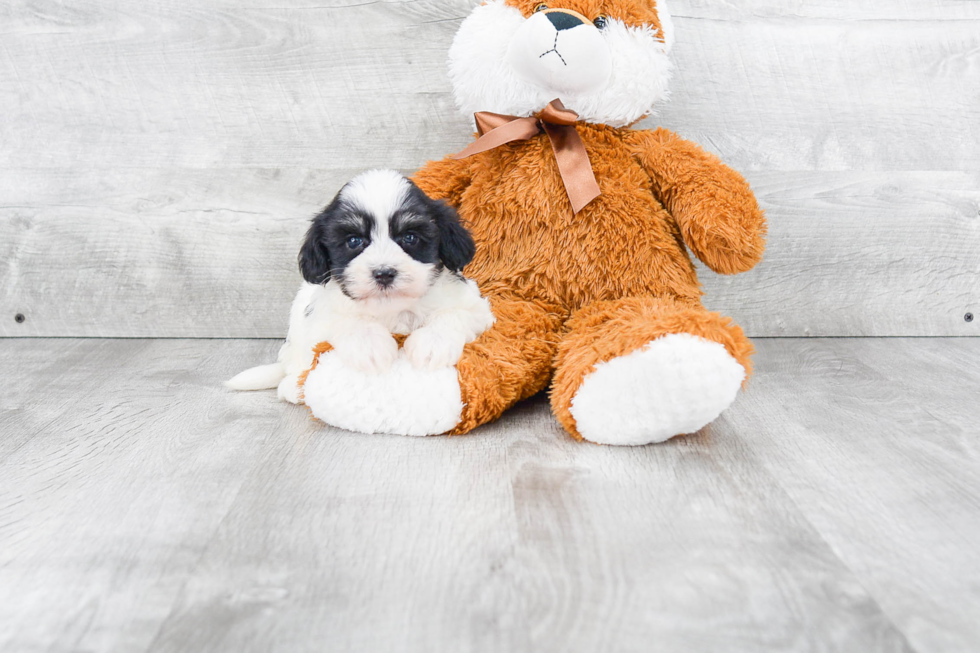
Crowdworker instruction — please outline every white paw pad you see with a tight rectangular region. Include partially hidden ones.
[302,351,464,437]
[570,333,746,446]
[403,327,466,370]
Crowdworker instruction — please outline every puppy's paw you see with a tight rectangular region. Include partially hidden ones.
[336,325,399,374]
[277,374,303,404]
[403,327,466,370]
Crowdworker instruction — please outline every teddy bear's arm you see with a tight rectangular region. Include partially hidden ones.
[627,128,766,275]
[411,155,473,208]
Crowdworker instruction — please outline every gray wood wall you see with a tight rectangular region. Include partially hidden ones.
[2,0,978,338]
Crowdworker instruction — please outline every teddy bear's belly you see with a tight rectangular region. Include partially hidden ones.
[457,134,703,311]
[463,191,701,311]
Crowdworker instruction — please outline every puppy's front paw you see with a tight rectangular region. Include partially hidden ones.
[336,325,399,374]
[403,327,465,370]
[277,374,303,404]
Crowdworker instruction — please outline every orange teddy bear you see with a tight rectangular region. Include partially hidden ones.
[301,0,766,445]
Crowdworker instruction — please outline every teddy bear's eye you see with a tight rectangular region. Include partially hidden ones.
[593,14,608,29]
[534,3,548,12]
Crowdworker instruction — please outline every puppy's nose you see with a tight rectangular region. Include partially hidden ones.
[546,10,587,31]
[372,267,398,287]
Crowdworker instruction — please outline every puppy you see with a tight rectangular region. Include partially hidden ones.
[226,169,494,404]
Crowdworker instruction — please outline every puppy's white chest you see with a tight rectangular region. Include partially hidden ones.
[389,309,424,335]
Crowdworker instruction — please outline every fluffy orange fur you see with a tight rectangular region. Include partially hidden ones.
[302,0,764,439]
[550,297,754,440]
[297,341,334,403]
[505,0,665,37]
[412,121,765,438]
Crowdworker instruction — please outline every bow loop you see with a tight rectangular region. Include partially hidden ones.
[535,101,579,127]
[452,99,600,214]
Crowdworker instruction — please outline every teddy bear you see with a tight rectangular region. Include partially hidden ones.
[299,0,766,445]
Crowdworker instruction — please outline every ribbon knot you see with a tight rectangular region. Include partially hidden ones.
[452,99,601,214]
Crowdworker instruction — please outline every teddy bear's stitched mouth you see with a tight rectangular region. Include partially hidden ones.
[538,32,567,66]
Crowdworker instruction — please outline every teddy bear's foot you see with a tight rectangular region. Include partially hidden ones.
[551,297,755,445]
[569,333,745,445]
[302,350,463,437]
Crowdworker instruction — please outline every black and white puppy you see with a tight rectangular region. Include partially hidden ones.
[226,169,494,403]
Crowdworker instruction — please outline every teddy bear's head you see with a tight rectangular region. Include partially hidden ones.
[449,0,674,128]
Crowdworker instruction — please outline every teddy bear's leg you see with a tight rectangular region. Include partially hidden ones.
[449,293,565,434]
[299,294,563,437]
[551,297,754,445]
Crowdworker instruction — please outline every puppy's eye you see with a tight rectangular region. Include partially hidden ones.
[346,236,364,249]
[534,3,548,12]
[593,14,608,29]
[400,233,419,246]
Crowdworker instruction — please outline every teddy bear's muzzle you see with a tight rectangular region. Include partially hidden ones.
[504,10,612,96]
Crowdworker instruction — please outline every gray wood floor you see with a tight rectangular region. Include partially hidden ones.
[1,337,978,653]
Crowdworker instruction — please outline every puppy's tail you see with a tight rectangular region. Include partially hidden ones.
[225,363,286,391]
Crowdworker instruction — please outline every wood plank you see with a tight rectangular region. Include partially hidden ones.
[2,169,977,337]
[730,338,980,653]
[2,1,979,338]
[0,338,921,652]
[0,338,152,460]
[702,170,980,337]
[0,338,301,653]
[147,404,913,653]
[0,0,471,170]
[0,168,324,338]
[0,1,977,172]
[660,12,980,173]
[671,0,980,21]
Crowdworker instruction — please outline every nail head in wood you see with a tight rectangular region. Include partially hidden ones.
[15,313,26,324]
[967,313,975,323]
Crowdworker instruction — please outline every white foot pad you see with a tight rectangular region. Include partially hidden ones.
[570,333,746,446]
[302,351,464,437]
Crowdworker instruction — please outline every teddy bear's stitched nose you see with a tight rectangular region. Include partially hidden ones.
[546,10,586,31]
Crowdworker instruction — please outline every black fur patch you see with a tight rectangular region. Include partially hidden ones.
[397,182,475,272]
[298,196,375,286]
[298,175,476,285]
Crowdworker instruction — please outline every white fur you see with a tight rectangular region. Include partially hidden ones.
[225,363,288,391]
[569,334,746,445]
[505,12,612,96]
[230,270,494,406]
[656,0,675,53]
[303,355,464,437]
[227,167,495,410]
[449,0,673,128]
[341,236,435,303]
[336,170,434,302]
[340,169,410,227]
[298,272,493,435]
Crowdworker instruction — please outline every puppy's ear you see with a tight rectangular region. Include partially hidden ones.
[298,218,332,284]
[432,201,475,272]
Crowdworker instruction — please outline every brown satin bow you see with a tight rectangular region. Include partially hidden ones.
[452,99,601,214]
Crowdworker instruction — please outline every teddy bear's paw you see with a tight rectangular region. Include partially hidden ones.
[301,349,464,437]
[570,333,745,446]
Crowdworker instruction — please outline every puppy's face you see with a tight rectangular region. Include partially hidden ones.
[299,170,476,301]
